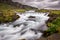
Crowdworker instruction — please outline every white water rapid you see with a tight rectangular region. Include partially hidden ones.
[0,10,49,40]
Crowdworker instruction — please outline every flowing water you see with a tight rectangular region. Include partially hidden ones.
[0,10,49,40]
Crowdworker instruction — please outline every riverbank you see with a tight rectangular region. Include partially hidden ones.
[0,2,60,40]
[0,3,26,23]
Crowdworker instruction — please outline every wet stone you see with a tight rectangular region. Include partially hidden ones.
[28,16,36,18]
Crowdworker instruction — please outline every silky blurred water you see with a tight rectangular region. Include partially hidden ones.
[0,10,49,40]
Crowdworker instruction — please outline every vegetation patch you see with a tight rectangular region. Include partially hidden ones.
[0,3,27,23]
[0,3,60,37]
[36,9,60,36]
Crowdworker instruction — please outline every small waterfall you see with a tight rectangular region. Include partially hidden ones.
[0,10,49,40]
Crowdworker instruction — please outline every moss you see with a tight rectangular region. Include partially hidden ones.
[48,17,60,30]
[36,9,60,36]
[36,9,49,13]
[0,3,21,23]
[0,3,60,36]
[15,9,25,13]
[35,9,60,15]
[36,9,60,34]
[46,16,60,36]
[0,10,19,23]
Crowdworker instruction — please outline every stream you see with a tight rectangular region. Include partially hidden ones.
[0,10,49,40]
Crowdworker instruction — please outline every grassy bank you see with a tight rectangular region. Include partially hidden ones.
[36,9,60,36]
[0,3,26,23]
[0,3,60,36]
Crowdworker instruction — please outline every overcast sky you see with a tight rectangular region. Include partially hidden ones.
[12,0,60,10]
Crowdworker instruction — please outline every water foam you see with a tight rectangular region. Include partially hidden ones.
[0,10,49,40]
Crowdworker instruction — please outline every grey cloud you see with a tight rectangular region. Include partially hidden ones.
[12,0,60,10]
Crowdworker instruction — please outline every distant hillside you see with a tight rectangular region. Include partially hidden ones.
[0,0,37,10]
[0,0,38,23]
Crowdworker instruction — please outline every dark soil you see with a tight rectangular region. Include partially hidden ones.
[38,33,60,40]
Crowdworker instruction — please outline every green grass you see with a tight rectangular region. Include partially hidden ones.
[43,17,60,37]
[36,9,49,13]
[0,3,26,12]
[36,9,60,14]
[0,3,26,23]
[36,9,60,36]
[47,17,60,32]
[0,3,60,35]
